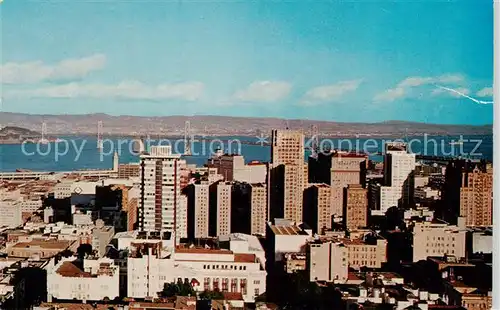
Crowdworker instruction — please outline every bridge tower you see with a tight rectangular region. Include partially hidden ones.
[184,120,192,156]
[97,121,103,150]
[40,121,48,144]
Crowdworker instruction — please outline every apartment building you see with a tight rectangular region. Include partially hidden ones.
[343,237,387,269]
[269,129,305,223]
[214,182,232,236]
[250,183,267,236]
[47,257,119,302]
[207,151,244,181]
[186,181,210,239]
[303,184,332,234]
[307,241,348,283]
[53,180,73,199]
[460,165,493,226]
[380,142,416,212]
[234,161,268,184]
[269,164,304,223]
[117,163,141,179]
[412,221,466,262]
[266,220,312,267]
[138,146,184,234]
[0,200,22,228]
[330,153,367,217]
[343,184,368,231]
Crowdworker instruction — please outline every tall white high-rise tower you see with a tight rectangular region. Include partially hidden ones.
[138,146,187,240]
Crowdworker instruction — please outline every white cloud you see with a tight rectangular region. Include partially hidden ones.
[0,54,106,84]
[373,87,406,102]
[374,73,465,102]
[397,77,434,88]
[437,74,465,84]
[233,81,292,102]
[5,81,205,101]
[301,79,363,105]
[476,87,493,98]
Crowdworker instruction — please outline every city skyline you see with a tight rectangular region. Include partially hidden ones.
[1,0,494,125]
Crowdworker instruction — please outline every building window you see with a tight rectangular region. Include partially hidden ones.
[240,279,247,295]
[231,278,237,292]
[255,288,260,296]
[222,278,229,292]
[204,277,210,291]
[213,278,219,290]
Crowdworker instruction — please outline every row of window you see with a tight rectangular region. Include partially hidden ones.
[203,264,247,271]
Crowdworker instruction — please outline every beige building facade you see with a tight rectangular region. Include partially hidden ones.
[460,165,493,226]
[343,184,368,231]
[412,221,466,262]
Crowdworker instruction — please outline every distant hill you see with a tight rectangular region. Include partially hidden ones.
[0,126,40,137]
[0,112,492,137]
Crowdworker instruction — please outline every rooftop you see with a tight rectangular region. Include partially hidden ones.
[56,260,117,278]
[270,225,308,236]
[56,261,92,278]
[36,303,115,310]
[12,239,72,250]
[175,247,232,255]
[234,253,256,263]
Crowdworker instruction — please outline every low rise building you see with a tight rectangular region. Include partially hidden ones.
[307,240,348,283]
[265,220,312,265]
[343,235,387,269]
[47,257,119,302]
[127,240,266,303]
[467,227,492,254]
[8,239,77,259]
[0,200,23,228]
[412,221,466,262]
[415,186,440,200]
[283,253,307,274]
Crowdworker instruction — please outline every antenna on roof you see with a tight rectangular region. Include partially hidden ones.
[284,119,290,130]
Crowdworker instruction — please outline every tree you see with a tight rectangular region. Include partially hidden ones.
[199,289,224,300]
[160,280,195,298]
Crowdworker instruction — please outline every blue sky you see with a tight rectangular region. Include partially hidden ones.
[0,0,494,125]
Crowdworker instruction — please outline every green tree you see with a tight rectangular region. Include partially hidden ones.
[160,280,195,298]
[199,289,224,300]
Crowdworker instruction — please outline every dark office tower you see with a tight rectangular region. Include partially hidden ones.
[303,184,332,234]
[231,182,252,234]
[442,159,487,224]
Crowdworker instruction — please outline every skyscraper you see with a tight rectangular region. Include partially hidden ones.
[308,151,367,218]
[138,146,184,235]
[460,164,493,226]
[303,184,332,234]
[215,182,232,236]
[250,183,267,236]
[379,142,416,212]
[269,129,305,223]
[343,184,368,231]
[271,129,304,166]
[186,181,210,239]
